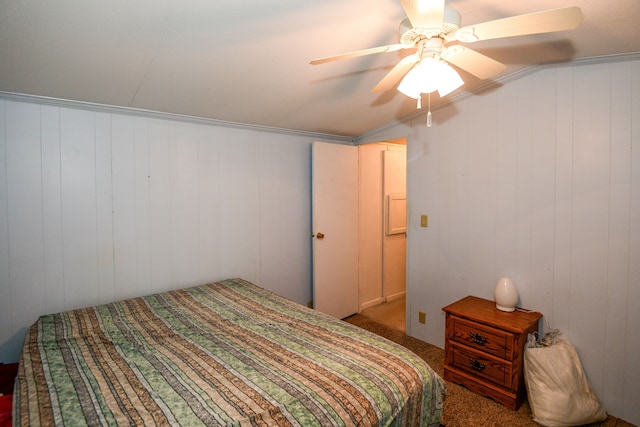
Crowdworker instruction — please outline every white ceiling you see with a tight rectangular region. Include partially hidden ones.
[1,0,639,138]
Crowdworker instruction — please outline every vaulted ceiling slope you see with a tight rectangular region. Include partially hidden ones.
[1,0,639,138]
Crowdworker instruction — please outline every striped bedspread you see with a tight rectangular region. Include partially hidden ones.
[14,278,445,426]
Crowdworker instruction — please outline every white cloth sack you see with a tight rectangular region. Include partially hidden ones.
[524,331,607,427]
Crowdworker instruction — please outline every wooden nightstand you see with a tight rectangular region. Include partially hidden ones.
[442,296,541,410]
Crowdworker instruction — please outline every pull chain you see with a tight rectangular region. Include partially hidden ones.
[427,92,432,127]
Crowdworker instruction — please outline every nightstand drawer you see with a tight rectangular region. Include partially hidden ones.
[449,316,513,360]
[449,343,512,388]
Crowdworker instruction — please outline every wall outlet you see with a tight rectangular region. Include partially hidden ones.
[418,311,426,324]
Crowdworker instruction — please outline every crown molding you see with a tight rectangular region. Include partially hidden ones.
[0,91,353,143]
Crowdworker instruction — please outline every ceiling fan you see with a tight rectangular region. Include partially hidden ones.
[311,0,584,104]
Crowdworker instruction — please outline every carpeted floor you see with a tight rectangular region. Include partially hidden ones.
[360,298,406,332]
[344,313,635,427]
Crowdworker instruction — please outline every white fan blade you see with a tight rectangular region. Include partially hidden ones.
[443,46,506,80]
[372,54,420,93]
[455,6,584,42]
[401,0,445,32]
[310,44,406,65]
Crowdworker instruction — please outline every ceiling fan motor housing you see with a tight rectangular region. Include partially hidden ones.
[399,7,461,45]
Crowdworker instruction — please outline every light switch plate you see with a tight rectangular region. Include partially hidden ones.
[420,215,428,227]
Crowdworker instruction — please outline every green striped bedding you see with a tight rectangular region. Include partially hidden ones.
[14,278,445,426]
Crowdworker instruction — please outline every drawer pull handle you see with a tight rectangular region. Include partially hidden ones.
[469,358,486,372]
[469,332,487,345]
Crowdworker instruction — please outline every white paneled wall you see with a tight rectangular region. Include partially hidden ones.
[391,58,639,424]
[0,98,340,362]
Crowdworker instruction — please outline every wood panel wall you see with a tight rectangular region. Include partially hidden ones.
[391,58,639,424]
[0,99,342,362]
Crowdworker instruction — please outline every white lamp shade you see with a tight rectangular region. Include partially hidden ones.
[397,64,425,99]
[494,276,518,312]
[435,63,464,97]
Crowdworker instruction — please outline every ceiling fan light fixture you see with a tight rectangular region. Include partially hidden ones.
[397,57,463,99]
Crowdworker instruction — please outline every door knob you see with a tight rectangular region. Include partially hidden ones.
[315,232,325,240]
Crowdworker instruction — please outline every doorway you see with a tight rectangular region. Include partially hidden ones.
[358,141,407,331]
[311,140,407,328]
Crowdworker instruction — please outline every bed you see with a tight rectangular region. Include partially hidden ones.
[13,278,445,426]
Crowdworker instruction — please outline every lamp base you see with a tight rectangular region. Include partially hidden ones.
[496,304,516,312]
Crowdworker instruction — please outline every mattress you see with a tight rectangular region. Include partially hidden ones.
[14,278,445,426]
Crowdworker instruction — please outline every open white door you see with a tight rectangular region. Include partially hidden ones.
[312,142,359,319]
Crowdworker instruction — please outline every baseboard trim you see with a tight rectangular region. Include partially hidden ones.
[384,292,406,302]
[360,297,385,311]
